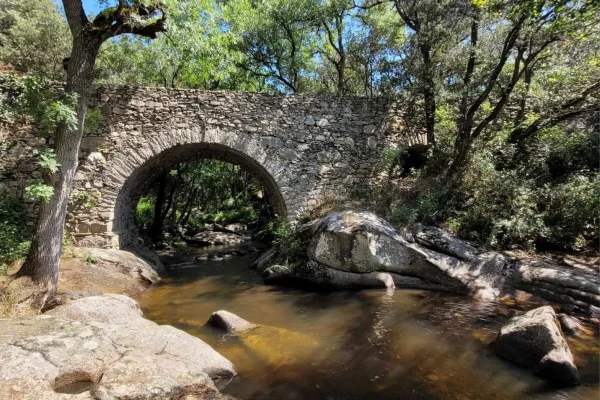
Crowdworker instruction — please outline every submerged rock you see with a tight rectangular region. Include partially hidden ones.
[491,306,580,385]
[207,310,257,333]
[0,294,236,399]
[206,311,319,370]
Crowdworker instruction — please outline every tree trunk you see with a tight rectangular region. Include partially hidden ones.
[18,33,100,305]
[150,171,168,239]
[446,130,471,178]
[419,42,436,146]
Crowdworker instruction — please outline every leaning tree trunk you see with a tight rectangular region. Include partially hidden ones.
[18,33,100,306]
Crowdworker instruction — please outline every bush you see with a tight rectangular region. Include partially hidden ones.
[213,206,258,225]
[270,220,310,267]
[0,193,31,273]
[83,252,97,264]
[543,174,599,250]
[135,197,155,231]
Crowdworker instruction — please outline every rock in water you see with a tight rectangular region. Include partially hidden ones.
[262,264,293,284]
[557,313,582,336]
[206,311,320,372]
[207,310,257,333]
[306,210,511,297]
[491,306,580,385]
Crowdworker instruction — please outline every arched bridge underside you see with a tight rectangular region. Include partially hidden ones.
[2,85,424,248]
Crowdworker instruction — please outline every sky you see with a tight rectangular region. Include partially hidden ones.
[54,0,113,17]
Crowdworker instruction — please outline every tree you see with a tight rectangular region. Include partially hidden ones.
[447,0,600,175]
[0,0,71,79]
[226,0,317,93]
[96,0,251,90]
[314,0,352,95]
[17,0,167,307]
[356,0,465,144]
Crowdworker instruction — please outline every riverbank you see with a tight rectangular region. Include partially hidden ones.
[0,223,598,399]
[137,250,600,399]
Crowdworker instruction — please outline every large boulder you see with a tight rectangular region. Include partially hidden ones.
[491,306,580,385]
[78,248,162,284]
[306,211,511,298]
[0,294,236,399]
[293,261,451,291]
[55,248,163,301]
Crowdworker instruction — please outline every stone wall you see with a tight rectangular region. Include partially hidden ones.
[0,85,425,248]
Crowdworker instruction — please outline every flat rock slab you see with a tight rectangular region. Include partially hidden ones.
[0,294,236,399]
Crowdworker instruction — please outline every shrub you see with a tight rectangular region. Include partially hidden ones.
[270,219,310,266]
[83,252,97,264]
[0,193,31,273]
[135,197,155,231]
[543,174,599,250]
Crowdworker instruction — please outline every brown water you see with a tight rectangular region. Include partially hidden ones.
[135,247,600,400]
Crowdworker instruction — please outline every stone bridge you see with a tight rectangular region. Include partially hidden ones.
[1,85,424,248]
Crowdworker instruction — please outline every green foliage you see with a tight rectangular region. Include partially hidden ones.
[388,192,444,227]
[0,193,30,273]
[378,147,406,175]
[83,252,97,264]
[270,220,309,265]
[33,149,59,173]
[84,108,104,134]
[25,180,54,202]
[0,73,78,135]
[74,190,101,207]
[213,206,258,225]
[544,174,599,250]
[0,0,71,79]
[441,133,599,250]
[135,197,155,232]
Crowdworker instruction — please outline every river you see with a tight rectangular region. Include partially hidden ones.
[135,245,599,400]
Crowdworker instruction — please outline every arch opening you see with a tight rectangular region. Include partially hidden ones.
[113,143,287,248]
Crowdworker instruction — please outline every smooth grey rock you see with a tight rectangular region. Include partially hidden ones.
[77,247,162,283]
[557,313,582,336]
[413,224,479,261]
[251,247,278,273]
[307,211,473,293]
[512,260,600,310]
[207,310,257,333]
[294,260,453,291]
[492,306,579,385]
[262,264,293,284]
[306,211,534,299]
[0,294,236,399]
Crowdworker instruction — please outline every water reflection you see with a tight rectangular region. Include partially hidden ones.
[135,251,599,400]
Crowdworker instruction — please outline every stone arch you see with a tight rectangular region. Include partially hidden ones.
[102,126,288,248]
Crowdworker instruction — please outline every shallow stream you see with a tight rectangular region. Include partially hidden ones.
[135,246,599,400]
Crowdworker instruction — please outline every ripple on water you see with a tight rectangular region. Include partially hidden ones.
[135,252,600,400]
